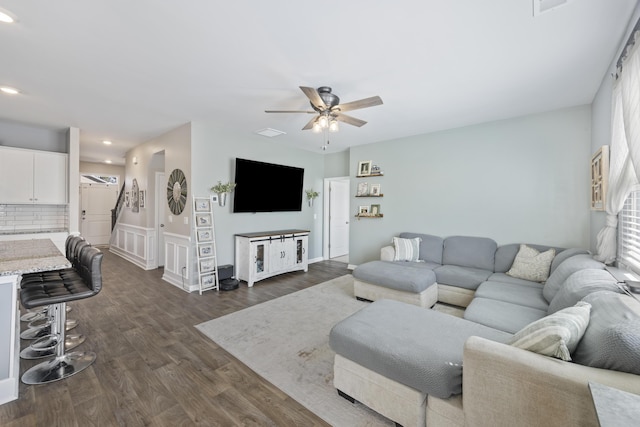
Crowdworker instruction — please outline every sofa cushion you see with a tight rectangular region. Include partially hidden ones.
[392,236,421,262]
[463,298,547,334]
[329,299,512,399]
[506,244,556,282]
[508,301,591,361]
[542,254,605,303]
[353,261,437,293]
[475,281,548,311]
[487,272,544,288]
[549,248,590,275]
[399,232,444,265]
[442,236,497,271]
[547,269,621,314]
[573,291,640,375]
[434,265,493,290]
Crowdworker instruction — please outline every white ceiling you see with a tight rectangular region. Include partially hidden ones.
[0,0,637,165]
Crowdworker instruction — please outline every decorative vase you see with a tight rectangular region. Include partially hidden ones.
[218,192,227,207]
[308,198,314,207]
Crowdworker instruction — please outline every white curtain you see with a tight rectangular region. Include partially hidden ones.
[595,34,640,263]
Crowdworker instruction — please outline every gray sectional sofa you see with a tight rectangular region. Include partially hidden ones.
[329,233,640,427]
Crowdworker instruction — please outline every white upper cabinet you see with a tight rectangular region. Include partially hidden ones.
[0,147,68,204]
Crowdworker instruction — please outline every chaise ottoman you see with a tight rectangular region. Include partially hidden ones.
[352,260,438,307]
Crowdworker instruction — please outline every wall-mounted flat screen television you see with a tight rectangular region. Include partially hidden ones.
[233,158,304,213]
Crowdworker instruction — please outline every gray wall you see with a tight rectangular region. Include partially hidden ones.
[0,119,67,153]
[349,106,592,265]
[190,122,325,266]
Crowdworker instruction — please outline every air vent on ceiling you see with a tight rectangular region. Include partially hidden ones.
[255,128,286,138]
[533,0,570,16]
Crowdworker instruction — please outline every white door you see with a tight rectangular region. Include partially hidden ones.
[155,172,166,267]
[80,183,118,246]
[329,179,350,258]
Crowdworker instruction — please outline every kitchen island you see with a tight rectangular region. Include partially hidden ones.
[0,239,70,405]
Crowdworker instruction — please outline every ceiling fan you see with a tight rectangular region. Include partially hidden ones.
[265,86,383,132]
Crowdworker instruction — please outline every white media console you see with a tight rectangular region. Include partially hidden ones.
[235,229,309,287]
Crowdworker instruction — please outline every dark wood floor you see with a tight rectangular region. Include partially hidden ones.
[0,250,351,426]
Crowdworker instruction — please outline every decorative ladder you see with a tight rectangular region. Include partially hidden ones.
[192,195,219,294]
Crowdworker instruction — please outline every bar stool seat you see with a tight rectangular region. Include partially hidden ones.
[20,245,103,385]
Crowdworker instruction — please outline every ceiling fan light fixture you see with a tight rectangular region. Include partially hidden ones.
[318,115,328,128]
[312,121,322,133]
[329,118,339,132]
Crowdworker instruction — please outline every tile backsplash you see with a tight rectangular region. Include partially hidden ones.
[0,205,68,234]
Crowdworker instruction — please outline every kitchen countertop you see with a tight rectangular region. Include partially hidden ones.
[0,239,70,276]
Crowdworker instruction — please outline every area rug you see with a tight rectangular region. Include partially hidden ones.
[196,275,395,426]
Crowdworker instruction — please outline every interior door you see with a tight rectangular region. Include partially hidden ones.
[80,183,118,246]
[156,172,166,267]
[329,179,350,258]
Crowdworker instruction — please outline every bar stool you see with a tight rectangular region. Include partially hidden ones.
[20,245,103,384]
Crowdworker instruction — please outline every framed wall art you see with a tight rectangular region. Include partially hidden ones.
[358,160,372,176]
[591,145,609,211]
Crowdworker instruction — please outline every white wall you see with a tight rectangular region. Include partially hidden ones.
[190,121,325,267]
[349,106,592,265]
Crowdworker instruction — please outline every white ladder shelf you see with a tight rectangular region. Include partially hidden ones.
[193,195,219,294]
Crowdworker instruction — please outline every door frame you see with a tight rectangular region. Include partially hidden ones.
[155,171,166,268]
[322,176,350,261]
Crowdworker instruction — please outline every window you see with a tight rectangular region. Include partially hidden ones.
[618,187,640,274]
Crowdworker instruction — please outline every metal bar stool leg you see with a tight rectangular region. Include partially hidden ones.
[21,303,96,385]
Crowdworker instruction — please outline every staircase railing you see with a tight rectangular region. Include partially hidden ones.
[111,182,125,231]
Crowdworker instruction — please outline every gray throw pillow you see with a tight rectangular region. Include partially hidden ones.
[547,269,621,314]
[506,244,555,282]
[573,291,640,375]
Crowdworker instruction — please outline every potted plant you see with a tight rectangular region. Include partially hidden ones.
[305,189,319,207]
[210,181,237,207]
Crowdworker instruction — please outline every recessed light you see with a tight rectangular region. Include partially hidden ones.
[0,8,16,23]
[103,140,112,145]
[105,160,112,164]
[0,86,19,95]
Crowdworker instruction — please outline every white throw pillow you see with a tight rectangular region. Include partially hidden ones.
[506,244,556,282]
[392,237,421,262]
[508,301,591,361]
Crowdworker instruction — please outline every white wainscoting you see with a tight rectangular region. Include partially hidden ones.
[162,232,196,292]
[109,223,156,270]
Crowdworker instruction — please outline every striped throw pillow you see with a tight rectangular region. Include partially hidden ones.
[392,237,421,262]
[508,301,591,361]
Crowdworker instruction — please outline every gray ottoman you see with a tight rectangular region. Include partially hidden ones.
[352,260,438,307]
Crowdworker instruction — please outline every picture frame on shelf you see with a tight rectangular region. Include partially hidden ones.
[357,182,369,196]
[200,258,215,273]
[196,214,211,226]
[198,244,213,257]
[370,184,381,196]
[201,274,215,286]
[359,205,370,215]
[371,204,380,215]
[195,199,210,212]
[197,228,213,242]
[358,160,372,176]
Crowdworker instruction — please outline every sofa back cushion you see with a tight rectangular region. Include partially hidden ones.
[549,248,590,274]
[542,254,605,303]
[573,291,640,375]
[442,236,497,271]
[547,269,621,314]
[400,232,444,265]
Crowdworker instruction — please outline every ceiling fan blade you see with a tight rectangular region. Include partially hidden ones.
[299,86,327,110]
[335,96,383,113]
[336,113,367,127]
[265,110,316,113]
[302,116,318,130]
